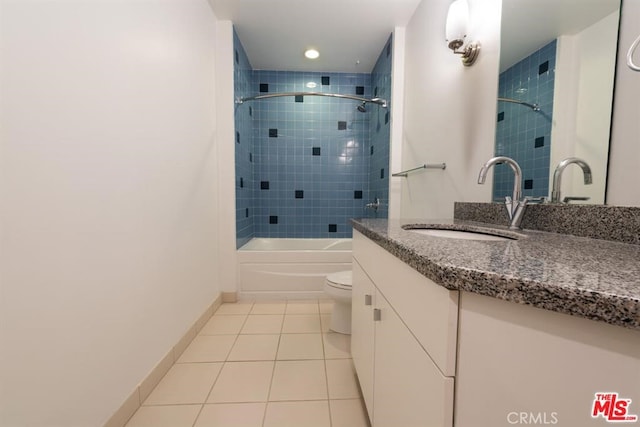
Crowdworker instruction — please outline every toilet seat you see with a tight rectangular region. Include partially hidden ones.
[326,271,352,290]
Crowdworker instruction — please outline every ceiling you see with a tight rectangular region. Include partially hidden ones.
[500,0,620,71]
[208,0,423,73]
[207,0,620,74]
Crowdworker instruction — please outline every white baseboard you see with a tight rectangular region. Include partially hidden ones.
[103,293,222,427]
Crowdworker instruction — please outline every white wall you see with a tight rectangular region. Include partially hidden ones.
[214,20,238,293]
[399,0,501,219]
[551,12,618,205]
[607,0,640,206]
[0,1,221,426]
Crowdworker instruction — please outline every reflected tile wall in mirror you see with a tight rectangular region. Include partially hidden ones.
[494,40,556,200]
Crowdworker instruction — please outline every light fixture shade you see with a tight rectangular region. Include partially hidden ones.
[445,0,469,46]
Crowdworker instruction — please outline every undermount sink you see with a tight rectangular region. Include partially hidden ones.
[402,225,520,241]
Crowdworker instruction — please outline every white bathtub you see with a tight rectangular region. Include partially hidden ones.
[237,238,353,299]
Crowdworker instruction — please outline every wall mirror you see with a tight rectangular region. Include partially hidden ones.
[493,0,620,204]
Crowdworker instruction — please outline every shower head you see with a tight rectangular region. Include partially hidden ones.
[357,102,367,113]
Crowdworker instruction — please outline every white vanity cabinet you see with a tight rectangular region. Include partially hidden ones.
[352,230,458,427]
[353,227,640,427]
[351,260,376,422]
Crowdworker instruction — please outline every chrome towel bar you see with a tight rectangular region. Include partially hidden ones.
[392,163,446,177]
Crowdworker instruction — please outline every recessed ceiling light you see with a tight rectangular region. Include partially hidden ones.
[304,49,320,59]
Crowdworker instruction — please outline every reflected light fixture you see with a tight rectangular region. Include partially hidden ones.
[304,48,320,59]
[445,0,480,66]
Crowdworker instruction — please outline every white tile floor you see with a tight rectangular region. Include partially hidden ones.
[125,300,370,427]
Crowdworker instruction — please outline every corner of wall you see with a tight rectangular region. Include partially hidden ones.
[216,20,239,291]
[389,26,406,220]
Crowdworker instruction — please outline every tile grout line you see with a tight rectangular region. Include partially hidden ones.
[190,303,253,427]
[261,302,287,427]
[319,299,335,427]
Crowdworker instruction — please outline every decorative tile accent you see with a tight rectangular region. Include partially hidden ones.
[295,190,304,199]
[354,191,363,199]
[374,87,378,97]
[386,41,392,57]
[235,49,239,64]
[260,83,269,92]
[261,181,270,190]
[328,224,337,233]
[236,131,240,144]
[249,153,253,162]
[370,146,374,155]
[295,95,304,103]
[269,128,278,138]
[380,169,385,179]
[240,177,244,188]
[497,111,505,122]
[338,121,347,130]
[535,136,545,148]
[538,60,549,75]
[385,111,389,124]
[249,106,252,116]
[355,86,364,95]
[246,208,249,218]
[321,76,330,85]
[312,147,321,156]
[524,179,533,190]
[269,216,278,225]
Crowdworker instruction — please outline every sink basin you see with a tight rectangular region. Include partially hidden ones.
[402,224,520,241]
[408,229,511,241]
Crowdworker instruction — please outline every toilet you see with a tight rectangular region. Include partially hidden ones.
[324,270,352,334]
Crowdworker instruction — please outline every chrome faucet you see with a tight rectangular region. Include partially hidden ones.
[551,157,592,203]
[365,198,380,212]
[478,156,527,230]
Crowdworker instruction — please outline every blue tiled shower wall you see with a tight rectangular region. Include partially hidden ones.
[369,36,393,218]
[234,32,392,246]
[234,29,254,249]
[494,40,555,200]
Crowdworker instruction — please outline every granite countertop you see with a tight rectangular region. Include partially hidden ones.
[351,218,640,331]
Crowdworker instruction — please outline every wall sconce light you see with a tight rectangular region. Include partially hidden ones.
[445,0,480,66]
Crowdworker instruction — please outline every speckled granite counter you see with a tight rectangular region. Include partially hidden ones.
[351,218,640,331]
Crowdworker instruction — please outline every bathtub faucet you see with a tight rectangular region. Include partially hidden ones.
[477,156,527,230]
[365,198,380,212]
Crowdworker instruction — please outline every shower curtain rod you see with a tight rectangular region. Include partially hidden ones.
[498,97,540,111]
[236,92,388,108]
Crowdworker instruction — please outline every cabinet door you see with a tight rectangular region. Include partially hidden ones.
[373,292,454,427]
[456,292,640,427]
[351,260,376,422]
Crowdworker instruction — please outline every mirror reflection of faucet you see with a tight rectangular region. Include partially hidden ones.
[551,157,592,204]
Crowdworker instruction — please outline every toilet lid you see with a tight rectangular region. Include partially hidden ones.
[326,270,352,289]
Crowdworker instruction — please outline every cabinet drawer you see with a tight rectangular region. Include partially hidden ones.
[353,230,459,376]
